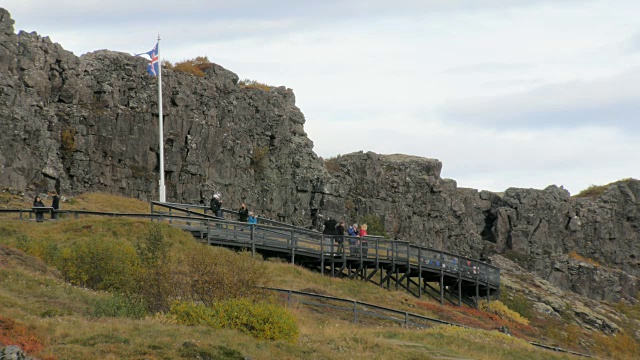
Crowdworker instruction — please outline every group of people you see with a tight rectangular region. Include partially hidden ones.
[209,194,257,224]
[32,191,60,222]
[323,218,369,255]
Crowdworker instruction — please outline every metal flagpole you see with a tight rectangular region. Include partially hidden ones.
[157,33,166,202]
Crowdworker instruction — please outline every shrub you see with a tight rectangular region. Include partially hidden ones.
[251,146,269,172]
[479,300,529,325]
[182,248,270,306]
[170,56,212,77]
[593,331,640,360]
[500,287,534,320]
[57,237,139,292]
[0,316,45,354]
[238,79,273,91]
[93,294,147,319]
[61,127,77,155]
[359,214,388,237]
[169,299,299,342]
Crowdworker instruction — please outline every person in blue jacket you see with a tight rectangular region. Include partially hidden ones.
[347,223,359,254]
[248,211,258,224]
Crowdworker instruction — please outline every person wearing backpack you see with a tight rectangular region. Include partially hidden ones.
[210,194,223,218]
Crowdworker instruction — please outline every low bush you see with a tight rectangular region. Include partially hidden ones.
[238,79,273,91]
[169,299,298,342]
[500,287,534,321]
[359,214,388,237]
[93,294,147,319]
[593,331,640,360]
[181,247,270,306]
[479,300,529,325]
[168,56,212,77]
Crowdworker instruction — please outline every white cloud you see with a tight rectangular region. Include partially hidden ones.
[3,0,640,194]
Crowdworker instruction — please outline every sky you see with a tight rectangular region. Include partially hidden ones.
[4,1,640,194]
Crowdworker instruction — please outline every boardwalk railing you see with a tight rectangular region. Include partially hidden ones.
[150,201,501,306]
[268,287,595,358]
[2,203,501,305]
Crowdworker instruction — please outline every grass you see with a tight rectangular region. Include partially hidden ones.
[239,79,273,92]
[573,178,637,198]
[1,192,636,358]
[568,251,600,267]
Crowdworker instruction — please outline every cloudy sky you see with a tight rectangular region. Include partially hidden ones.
[5,1,640,194]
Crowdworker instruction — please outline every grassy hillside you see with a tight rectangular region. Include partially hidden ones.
[0,192,637,359]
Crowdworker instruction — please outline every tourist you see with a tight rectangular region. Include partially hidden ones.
[238,202,249,222]
[33,195,45,223]
[210,193,223,218]
[248,211,258,224]
[335,221,345,254]
[323,217,337,255]
[347,223,359,254]
[50,191,60,219]
[359,223,369,255]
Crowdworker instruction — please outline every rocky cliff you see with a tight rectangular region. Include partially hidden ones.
[0,8,638,303]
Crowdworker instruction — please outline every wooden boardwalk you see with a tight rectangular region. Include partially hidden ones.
[151,202,500,307]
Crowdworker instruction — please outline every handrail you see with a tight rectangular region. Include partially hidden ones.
[151,201,501,285]
[267,287,595,358]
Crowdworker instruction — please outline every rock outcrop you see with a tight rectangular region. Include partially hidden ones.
[0,8,638,303]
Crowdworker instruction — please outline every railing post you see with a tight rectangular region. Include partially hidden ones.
[251,225,256,257]
[375,238,379,270]
[457,256,462,307]
[150,203,154,214]
[353,301,358,324]
[207,220,211,245]
[321,235,325,276]
[418,248,422,298]
[169,208,172,224]
[290,230,295,264]
[475,261,480,309]
[440,252,444,305]
[405,312,409,327]
[287,290,292,305]
[74,212,79,219]
[406,244,411,291]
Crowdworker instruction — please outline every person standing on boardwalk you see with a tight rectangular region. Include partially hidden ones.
[359,223,369,255]
[238,202,249,222]
[347,223,359,254]
[323,217,337,255]
[335,221,345,254]
[210,194,223,218]
[248,211,258,224]
[50,191,60,219]
[33,196,45,223]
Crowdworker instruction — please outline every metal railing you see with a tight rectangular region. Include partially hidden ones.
[268,287,594,358]
[150,201,501,287]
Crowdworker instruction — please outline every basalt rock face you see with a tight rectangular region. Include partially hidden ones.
[482,183,640,302]
[0,8,324,225]
[0,8,638,303]
[319,152,488,257]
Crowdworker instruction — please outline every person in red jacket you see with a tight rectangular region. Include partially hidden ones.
[359,223,369,255]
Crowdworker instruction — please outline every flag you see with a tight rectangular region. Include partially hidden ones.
[137,42,159,76]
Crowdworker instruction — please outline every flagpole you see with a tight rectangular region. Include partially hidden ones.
[157,33,166,202]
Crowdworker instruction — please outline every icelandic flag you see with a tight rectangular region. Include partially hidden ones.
[137,42,159,76]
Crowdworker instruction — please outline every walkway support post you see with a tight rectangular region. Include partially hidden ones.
[250,224,255,257]
[290,230,295,264]
[440,252,444,305]
[418,248,423,298]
